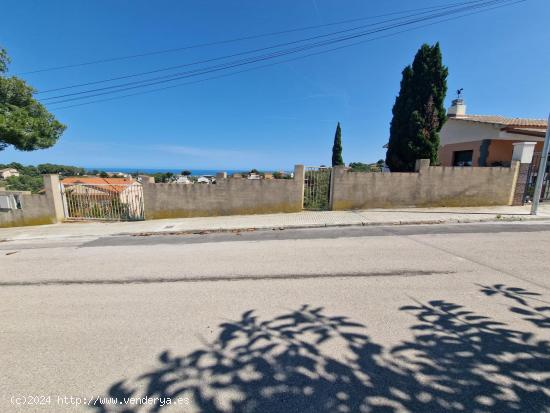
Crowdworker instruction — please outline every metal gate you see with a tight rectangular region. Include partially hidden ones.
[61,182,145,221]
[303,166,332,210]
[524,151,550,203]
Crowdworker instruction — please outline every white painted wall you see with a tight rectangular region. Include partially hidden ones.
[440,119,499,145]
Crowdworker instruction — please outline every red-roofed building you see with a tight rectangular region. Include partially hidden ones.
[61,177,135,193]
[61,177,143,219]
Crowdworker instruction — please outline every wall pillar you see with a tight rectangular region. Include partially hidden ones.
[510,142,536,206]
[42,174,65,222]
[293,165,305,209]
[329,165,346,210]
[139,175,155,184]
[216,172,227,182]
[414,159,430,173]
[138,175,155,220]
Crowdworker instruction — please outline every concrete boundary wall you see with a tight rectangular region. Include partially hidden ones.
[142,165,305,220]
[330,160,519,210]
[0,175,63,228]
[0,193,56,228]
[0,165,526,227]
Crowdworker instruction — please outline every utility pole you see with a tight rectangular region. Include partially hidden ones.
[531,113,550,215]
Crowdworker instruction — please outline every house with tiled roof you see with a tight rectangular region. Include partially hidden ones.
[439,99,547,167]
[61,177,135,193]
[60,176,143,219]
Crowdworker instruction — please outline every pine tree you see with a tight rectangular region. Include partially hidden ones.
[386,43,448,172]
[0,48,66,151]
[332,122,344,167]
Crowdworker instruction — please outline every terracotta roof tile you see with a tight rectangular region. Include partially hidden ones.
[61,177,135,193]
[453,114,547,128]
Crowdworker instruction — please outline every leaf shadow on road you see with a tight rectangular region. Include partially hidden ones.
[93,296,550,412]
[479,283,550,329]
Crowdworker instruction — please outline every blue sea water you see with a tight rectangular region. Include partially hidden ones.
[86,167,288,176]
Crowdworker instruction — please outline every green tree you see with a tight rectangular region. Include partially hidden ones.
[0,162,38,176]
[36,163,85,176]
[386,43,448,172]
[331,122,344,167]
[349,162,370,172]
[182,170,192,176]
[152,172,173,183]
[5,175,43,193]
[348,160,387,172]
[1,162,85,192]
[99,171,109,178]
[0,48,66,151]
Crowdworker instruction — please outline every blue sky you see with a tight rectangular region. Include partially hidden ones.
[1,0,549,170]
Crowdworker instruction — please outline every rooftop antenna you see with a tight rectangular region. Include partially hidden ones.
[456,88,464,99]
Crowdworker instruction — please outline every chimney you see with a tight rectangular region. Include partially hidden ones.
[448,98,466,117]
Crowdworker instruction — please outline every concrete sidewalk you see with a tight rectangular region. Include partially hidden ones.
[1,204,550,241]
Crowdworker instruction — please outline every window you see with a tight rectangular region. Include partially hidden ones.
[453,150,474,167]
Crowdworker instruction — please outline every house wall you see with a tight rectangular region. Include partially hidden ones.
[486,140,514,166]
[439,118,545,167]
[440,119,499,145]
[440,139,544,167]
[486,140,544,166]
[0,169,20,179]
[330,161,519,210]
[439,119,498,166]
[142,165,305,219]
[439,140,483,166]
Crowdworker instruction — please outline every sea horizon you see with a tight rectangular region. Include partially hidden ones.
[85,167,292,176]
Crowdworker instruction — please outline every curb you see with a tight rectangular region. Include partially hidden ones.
[2,215,550,242]
[124,215,550,238]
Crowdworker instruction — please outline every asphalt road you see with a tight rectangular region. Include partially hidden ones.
[1,222,549,412]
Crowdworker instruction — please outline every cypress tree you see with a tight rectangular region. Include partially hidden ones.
[332,122,344,167]
[386,43,448,172]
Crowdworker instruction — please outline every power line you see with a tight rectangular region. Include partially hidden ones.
[46,0,520,107]
[42,0,518,105]
[36,0,491,95]
[52,0,526,111]
[52,3,523,111]
[18,0,488,76]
